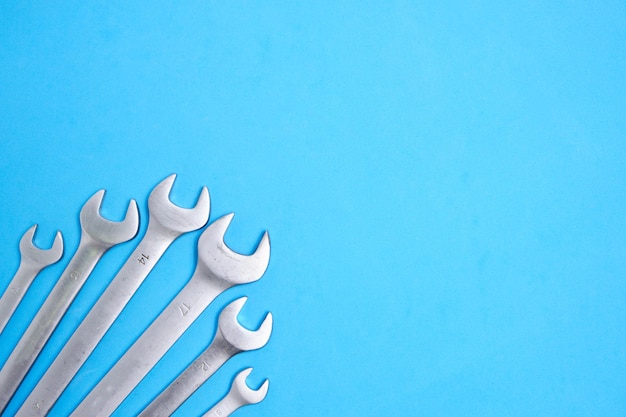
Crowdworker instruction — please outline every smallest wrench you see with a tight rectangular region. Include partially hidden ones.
[0,225,63,335]
[202,368,269,417]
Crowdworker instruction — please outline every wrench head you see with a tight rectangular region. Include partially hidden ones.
[148,174,210,235]
[218,297,273,352]
[230,368,269,405]
[19,225,64,267]
[197,213,270,287]
[79,190,140,248]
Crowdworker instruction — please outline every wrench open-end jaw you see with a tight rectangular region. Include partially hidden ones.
[72,214,270,417]
[80,190,139,247]
[148,174,210,235]
[196,213,270,289]
[219,296,273,352]
[0,225,63,335]
[17,176,210,417]
[0,191,139,414]
[202,368,269,417]
[19,225,64,267]
[138,297,272,417]
[231,368,270,406]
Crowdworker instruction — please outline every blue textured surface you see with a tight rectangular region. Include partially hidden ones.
[1,2,626,416]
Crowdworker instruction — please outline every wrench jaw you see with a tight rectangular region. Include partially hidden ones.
[218,297,273,352]
[79,190,140,248]
[196,214,271,289]
[19,225,64,267]
[231,368,269,405]
[147,174,211,236]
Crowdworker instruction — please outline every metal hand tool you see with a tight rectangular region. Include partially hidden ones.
[202,368,269,417]
[0,225,63,335]
[0,191,139,414]
[17,175,209,417]
[138,297,272,417]
[71,214,270,417]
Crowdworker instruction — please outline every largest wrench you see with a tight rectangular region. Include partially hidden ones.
[71,213,270,417]
[17,174,210,417]
[0,190,139,414]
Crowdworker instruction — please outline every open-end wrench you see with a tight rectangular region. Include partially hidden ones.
[71,213,270,417]
[0,190,139,414]
[138,297,272,417]
[0,225,63,335]
[203,368,269,417]
[17,175,210,417]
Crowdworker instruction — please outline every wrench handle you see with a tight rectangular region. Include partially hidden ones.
[0,263,40,335]
[139,335,236,417]
[202,395,239,417]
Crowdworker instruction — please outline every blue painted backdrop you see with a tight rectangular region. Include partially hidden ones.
[1,2,625,416]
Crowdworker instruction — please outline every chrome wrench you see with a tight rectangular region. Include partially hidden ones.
[138,297,272,417]
[0,190,139,414]
[0,225,63,335]
[71,213,270,417]
[17,174,209,417]
[202,368,269,417]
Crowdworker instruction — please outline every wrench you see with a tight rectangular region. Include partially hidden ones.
[71,213,270,417]
[138,297,272,417]
[202,368,269,417]
[0,225,63,335]
[17,174,210,417]
[0,190,139,414]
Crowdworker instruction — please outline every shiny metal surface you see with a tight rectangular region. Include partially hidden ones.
[202,368,269,417]
[138,297,272,417]
[71,214,270,417]
[0,191,138,414]
[0,225,63,335]
[17,175,209,417]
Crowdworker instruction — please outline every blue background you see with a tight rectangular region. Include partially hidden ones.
[1,2,625,416]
